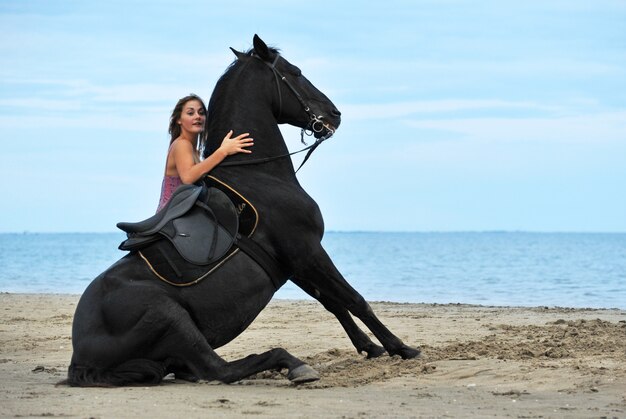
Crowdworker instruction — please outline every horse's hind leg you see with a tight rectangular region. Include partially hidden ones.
[290,276,386,358]
[155,304,318,384]
[219,350,319,384]
[294,245,420,359]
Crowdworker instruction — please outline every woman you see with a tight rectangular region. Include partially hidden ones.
[157,94,253,211]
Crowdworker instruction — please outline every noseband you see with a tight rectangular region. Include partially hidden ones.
[219,53,335,172]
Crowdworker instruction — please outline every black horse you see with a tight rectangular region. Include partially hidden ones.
[66,35,419,387]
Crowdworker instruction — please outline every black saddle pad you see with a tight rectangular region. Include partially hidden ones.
[138,176,258,286]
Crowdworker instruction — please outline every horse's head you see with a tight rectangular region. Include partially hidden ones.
[230,35,341,140]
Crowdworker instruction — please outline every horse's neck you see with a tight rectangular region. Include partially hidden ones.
[206,62,299,176]
[207,105,294,171]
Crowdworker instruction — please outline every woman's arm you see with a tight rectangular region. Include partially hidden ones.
[173,130,253,184]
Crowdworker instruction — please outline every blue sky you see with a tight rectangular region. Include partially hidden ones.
[1,0,625,232]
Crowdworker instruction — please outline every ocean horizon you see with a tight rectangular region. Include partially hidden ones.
[1,231,624,309]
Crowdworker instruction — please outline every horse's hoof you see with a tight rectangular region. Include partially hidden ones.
[391,345,421,359]
[363,344,387,359]
[287,364,320,384]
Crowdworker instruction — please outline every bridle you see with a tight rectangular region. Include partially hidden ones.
[219,53,335,172]
[260,53,335,140]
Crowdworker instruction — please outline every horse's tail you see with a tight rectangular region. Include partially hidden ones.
[62,359,165,387]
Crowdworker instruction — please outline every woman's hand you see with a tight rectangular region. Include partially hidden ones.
[218,130,254,156]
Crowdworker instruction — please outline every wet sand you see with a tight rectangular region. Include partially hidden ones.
[1,293,625,418]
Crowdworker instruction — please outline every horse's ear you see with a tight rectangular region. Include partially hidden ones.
[230,47,246,60]
[253,34,272,61]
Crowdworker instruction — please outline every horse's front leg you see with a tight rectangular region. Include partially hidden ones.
[294,245,420,359]
[290,276,386,358]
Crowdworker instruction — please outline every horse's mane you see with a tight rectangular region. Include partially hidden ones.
[203,45,281,155]
[209,45,282,110]
[220,46,282,76]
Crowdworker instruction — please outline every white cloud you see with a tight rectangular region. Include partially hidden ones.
[1,78,208,103]
[406,110,626,145]
[341,99,562,120]
[0,98,83,111]
[0,113,165,132]
[0,79,204,131]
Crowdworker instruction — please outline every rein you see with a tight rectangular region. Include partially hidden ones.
[219,136,329,172]
[218,53,334,173]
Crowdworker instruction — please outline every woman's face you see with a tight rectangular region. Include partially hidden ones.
[178,100,206,136]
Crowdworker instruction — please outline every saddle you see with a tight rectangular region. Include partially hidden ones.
[117,177,287,288]
[118,184,238,265]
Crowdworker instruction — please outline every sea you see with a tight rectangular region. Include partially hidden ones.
[1,232,624,309]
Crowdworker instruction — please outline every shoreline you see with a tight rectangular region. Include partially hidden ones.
[3,292,624,311]
[1,293,625,418]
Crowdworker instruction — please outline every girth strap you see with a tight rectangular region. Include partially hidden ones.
[236,235,288,290]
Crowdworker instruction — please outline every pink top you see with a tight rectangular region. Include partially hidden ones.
[156,175,184,212]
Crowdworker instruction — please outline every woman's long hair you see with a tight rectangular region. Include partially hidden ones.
[167,94,208,151]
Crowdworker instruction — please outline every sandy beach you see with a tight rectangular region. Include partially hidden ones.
[1,293,625,418]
